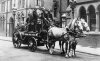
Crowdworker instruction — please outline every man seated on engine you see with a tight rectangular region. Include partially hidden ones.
[36,13,43,32]
[36,9,44,33]
[17,20,26,32]
[26,11,35,32]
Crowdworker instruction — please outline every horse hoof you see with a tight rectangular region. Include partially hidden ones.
[65,54,69,58]
[74,54,77,57]
[49,48,54,55]
[71,55,74,57]
[72,54,77,57]
[69,53,72,57]
[61,52,65,54]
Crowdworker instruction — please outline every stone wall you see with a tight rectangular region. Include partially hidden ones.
[77,34,100,48]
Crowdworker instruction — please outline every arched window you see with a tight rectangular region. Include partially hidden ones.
[53,1,58,17]
[88,5,96,31]
[79,6,87,22]
[97,5,100,31]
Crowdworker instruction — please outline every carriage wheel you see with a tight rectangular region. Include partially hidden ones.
[28,38,37,52]
[12,33,21,48]
[16,40,21,48]
[12,33,17,48]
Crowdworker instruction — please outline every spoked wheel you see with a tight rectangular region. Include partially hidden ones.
[16,40,21,48]
[12,32,21,48]
[28,38,37,52]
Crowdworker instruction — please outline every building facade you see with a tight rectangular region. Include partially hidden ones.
[0,0,12,36]
[74,0,100,32]
[73,0,100,48]
[0,0,100,48]
[0,0,68,37]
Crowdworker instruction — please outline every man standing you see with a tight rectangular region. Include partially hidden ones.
[9,15,15,36]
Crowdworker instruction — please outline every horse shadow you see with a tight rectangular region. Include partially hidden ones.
[14,45,82,59]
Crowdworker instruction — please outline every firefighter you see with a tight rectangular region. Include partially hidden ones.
[36,9,43,33]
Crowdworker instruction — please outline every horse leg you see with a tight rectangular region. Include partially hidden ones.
[65,41,70,58]
[59,41,62,53]
[71,43,74,57]
[73,40,78,57]
[71,39,78,57]
[68,41,72,57]
[61,41,65,54]
[59,41,64,54]
[65,42,68,56]
[49,40,55,55]
[72,44,76,57]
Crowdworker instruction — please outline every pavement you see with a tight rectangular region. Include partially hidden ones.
[0,36,12,41]
[0,36,100,56]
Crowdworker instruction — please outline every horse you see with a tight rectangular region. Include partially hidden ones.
[47,18,90,57]
[63,18,90,57]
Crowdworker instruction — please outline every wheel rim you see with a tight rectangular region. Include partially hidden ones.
[29,39,37,52]
[13,33,18,48]
[14,35,18,41]
[13,33,21,48]
[29,40,33,47]
[13,42,17,48]
[17,40,21,48]
[32,42,37,51]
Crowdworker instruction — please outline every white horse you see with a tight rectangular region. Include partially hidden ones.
[47,18,90,57]
[64,18,90,57]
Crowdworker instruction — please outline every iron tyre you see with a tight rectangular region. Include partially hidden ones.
[12,32,18,48]
[16,40,21,48]
[28,38,37,52]
[12,32,21,48]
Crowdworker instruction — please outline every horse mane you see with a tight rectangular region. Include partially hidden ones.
[67,18,78,30]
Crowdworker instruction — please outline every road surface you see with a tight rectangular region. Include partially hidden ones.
[0,40,99,61]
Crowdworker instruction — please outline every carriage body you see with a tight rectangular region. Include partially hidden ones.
[12,25,47,51]
[12,8,54,52]
[12,10,48,52]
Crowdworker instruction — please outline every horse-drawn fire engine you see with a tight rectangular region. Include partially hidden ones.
[12,8,51,52]
[12,7,90,57]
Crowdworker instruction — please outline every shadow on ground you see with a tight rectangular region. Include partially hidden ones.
[14,45,82,59]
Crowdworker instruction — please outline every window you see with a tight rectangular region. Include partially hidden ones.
[18,0,25,8]
[1,2,5,12]
[88,5,96,31]
[22,0,25,8]
[8,1,11,12]
[79,6,87,22]
[53,1,58,17]
[18,0,21,8]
